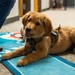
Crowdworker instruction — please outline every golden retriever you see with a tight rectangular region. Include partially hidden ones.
[2,11,75,66]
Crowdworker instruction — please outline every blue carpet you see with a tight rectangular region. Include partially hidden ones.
[0,32,75,75]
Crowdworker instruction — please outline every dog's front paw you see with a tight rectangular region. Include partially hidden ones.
[2,53,12,60]
[2,54,10,60]
[17,58,28,66]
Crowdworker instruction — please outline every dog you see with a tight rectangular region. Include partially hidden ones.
[2,11,75,66]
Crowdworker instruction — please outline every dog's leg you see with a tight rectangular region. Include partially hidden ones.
[2,44,32,60]
[70,29,75,42]
[70,29,75,53]
[2,46,25,60]
[17,50,48,66]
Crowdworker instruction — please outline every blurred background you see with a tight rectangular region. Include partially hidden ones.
[3,0,75,17]
[1,0,75,32]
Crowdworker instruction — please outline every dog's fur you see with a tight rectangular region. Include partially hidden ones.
[2,11,75,66]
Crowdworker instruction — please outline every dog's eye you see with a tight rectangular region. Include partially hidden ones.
[36,22,40,26]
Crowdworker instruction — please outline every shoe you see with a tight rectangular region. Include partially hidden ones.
[0,46,3,52]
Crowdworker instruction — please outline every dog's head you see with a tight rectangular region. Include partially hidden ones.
[22,11,52,38]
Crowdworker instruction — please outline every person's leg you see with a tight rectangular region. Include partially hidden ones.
[0,0,15,51]
[0,0,16,28]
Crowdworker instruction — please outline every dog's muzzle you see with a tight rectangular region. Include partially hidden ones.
[25,28,31,37]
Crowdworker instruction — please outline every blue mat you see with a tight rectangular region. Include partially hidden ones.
[0,32,75,75]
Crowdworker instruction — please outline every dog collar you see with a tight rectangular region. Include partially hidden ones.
[50,30,59,48]
[26,34,45,51]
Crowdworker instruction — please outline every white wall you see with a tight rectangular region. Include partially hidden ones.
[30,0,50,11]
[41,0,50,10]
[7,0,19,18]
[30,0,34,11]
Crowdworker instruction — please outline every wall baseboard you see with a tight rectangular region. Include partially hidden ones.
[4,16,19,25]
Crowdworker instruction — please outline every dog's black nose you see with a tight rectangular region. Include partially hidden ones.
[26,28,31,32]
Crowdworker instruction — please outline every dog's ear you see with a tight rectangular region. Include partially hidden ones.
[43,16,53,35]
[22,12,30,26]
